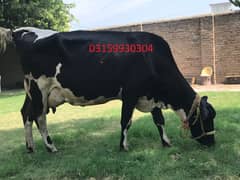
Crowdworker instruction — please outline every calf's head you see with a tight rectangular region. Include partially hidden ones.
[189,96,216,146]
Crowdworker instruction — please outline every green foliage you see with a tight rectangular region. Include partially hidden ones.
[0,91,240,179]
[0,0,75,31]
[230,0,240,7]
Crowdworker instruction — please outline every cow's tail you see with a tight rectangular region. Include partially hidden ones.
[0,27,12,54]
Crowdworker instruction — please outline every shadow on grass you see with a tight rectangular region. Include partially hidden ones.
[0,107,240,179]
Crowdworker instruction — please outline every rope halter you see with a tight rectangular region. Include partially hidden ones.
[182,94,215,140]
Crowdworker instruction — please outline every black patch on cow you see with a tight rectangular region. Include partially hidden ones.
[21,81,43,123]
[51,107,56,114]
[47,136,53,144]
[29,80,43,119]
[21,95,32,125]
[26,142,34,153]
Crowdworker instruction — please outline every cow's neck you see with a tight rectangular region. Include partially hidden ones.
[180,88,197,114]
[168,83,197,121]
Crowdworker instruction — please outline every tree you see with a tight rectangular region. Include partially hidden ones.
[0,0,75,31]
[230,0,240,7]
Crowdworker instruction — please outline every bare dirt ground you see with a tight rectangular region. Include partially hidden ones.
[192,84,240,92]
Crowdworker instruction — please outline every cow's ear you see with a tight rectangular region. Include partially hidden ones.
[200,96,208,120]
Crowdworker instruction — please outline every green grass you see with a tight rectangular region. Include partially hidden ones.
[0,91,240,180]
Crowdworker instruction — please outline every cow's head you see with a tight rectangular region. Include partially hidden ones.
[0,27,13,54]
[189,96,216,146]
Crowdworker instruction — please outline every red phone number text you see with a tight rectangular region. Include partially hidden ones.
[89,43,153,53]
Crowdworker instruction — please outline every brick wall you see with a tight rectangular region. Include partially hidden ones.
[214,12,240,82]
[99,11,240,84]
[0,11,239,88]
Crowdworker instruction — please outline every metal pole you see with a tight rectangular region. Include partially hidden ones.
[212,14,217,84]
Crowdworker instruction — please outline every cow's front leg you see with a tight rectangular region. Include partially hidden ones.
[120,97,137,151]
[151,107,171,147]
[36,114,57,152]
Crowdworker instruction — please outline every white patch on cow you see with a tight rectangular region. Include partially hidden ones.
[123,129,128,148]
[14,27,57,42]
[175,109,187,122]
[36,75,51,90]
[37,114,58,152]
[24,66,121,111]
[123,120,131,150]
[50,88,114,107]
[136,96,169,112]
[25,118,34,149]
[161,125,170,144]
[117,87,123,99]
[55,63,62,77]
[24,73,34,81]
[48,87,65,108]
[21,32,28,38]
[167,104,172,109]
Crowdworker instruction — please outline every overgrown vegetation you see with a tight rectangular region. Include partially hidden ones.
[230,0,240,7]
[0,91,239,179]
[0,0,74,31]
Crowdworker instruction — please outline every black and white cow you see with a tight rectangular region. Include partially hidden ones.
[1,27,216,152]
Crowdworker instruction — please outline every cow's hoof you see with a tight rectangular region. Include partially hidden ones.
[46,145,58,153]
[26,142,34,153]
[162,141,171,147]
[120,146,129,152]
[27,147,34,153]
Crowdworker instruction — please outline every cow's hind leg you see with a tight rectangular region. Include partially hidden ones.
[36,113,57,152]
[23,79,57,152]
[21,95,34,153]
[35,82,57,152]
[151,107,171,147]
[120,96,137,151]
